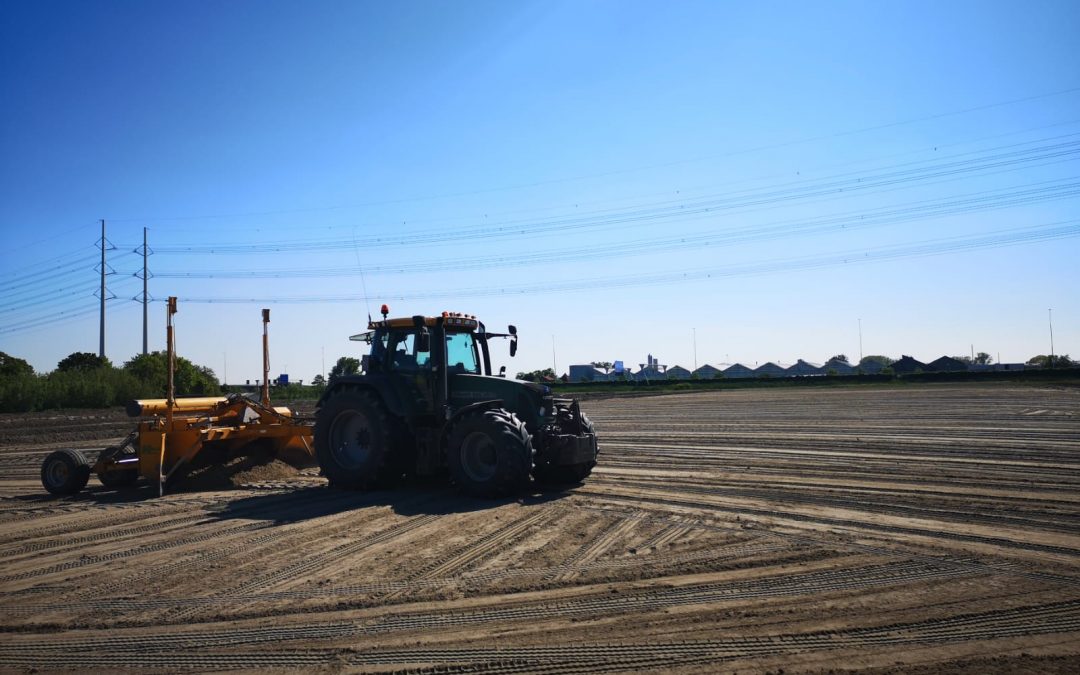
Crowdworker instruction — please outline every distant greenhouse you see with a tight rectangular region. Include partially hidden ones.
[693,364,724,379]
[722,363,756,378]
[754,362,787,378]
[786,359,823,376]
[823,357,855,375]
[665,365,692,379]
[567,353,1026,383]
[927,356,969,372]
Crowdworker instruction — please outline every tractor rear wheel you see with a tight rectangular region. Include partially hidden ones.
[533,413,599,486]
[315,390,396,490]
[41,449,91,496]
[447,408,532,498]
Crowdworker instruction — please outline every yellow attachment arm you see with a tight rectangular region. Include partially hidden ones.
[127,397,229,418]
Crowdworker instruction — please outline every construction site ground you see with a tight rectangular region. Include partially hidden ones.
[1,383,1078,673]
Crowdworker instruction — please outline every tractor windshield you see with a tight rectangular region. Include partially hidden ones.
[390,332,430,371]
[446,331,480,374]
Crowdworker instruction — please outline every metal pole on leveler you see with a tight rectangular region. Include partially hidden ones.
[163,296,177,496]
[262,309,271,406]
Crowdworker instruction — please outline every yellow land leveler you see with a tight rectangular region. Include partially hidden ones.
[40,298,315,497]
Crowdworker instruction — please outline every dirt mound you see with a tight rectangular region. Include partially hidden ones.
[177,455,303,491]
[230,459,304,484]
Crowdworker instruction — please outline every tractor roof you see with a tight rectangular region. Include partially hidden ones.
[367,313,479,331]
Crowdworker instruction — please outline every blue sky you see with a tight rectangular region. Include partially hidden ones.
[1,0,1078,382]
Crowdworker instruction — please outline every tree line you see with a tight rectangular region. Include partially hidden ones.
[0,351,221,413]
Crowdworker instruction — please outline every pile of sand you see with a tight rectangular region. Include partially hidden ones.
[176,453,304,491]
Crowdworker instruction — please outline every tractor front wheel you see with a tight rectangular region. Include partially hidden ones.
[41,449,91,496]
[447,408,532,498]
[315,390,396,490]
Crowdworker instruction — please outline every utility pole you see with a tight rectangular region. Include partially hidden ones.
[99,219,106,358]
[1049,308,1055,368]
[551,335,557,377]
[855,317,864,362]
[142,227,149,354]
[971,344,975,362]
[692,327,698,371]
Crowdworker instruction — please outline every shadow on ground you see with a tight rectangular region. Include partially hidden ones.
[204,482,575,523]
[3,483,159,505]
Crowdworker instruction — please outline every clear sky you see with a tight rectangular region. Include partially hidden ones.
[1,0,1078,382]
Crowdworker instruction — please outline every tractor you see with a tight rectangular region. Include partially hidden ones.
[314,307,598,497]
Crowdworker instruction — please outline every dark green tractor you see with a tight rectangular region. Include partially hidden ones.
[314,310,598,497]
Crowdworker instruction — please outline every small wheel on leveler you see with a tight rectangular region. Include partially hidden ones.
[41,449,92,496]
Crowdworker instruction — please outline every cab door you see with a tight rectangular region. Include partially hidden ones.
[386,329,435,415]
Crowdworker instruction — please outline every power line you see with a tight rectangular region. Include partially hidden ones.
[0,296,138,337]
[133,136,1080,256]
[151,178,1080,279]
[101,85,1080,223]
[169,220,1080,304]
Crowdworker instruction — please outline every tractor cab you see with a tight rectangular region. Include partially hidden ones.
[352,311,515,378]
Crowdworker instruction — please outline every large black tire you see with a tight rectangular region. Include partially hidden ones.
[447,408,532,498]
[41,449,91,496]
[533,413,599,486]
[314,390,397,490]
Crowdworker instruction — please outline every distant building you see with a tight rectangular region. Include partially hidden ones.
[634,353,669,381]
[665,365,692,379]
[693,364,724,379]
[926,356,969,372]
[823,357,855,375]
[891,355,927,374]
[755,362,787,378]
[568,365,612,382]
[634,367,662,381]
[786,359,823,376]
[858,359,887,374]
[722,363,756,378]
[971,363,1028,372]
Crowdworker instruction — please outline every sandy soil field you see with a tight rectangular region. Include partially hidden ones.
[0,383,1078,673]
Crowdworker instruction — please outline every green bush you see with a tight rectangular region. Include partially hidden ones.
[0,351,221,412]
[122,352,220,397]
[0,372,41,412]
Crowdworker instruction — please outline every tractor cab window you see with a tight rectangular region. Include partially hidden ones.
[389,331,430,372]
[446,331,480,374]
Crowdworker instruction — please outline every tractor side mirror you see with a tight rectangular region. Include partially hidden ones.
[510,337,518,357]
[499,365,506,378]
[508,325,517,335]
